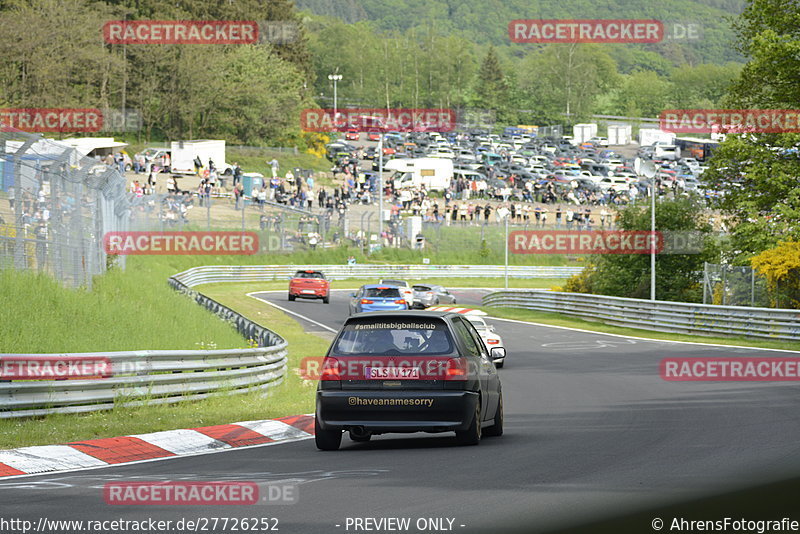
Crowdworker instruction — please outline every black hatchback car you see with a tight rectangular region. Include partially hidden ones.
[314,311,504,450]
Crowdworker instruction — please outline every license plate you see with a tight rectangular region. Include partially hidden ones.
[301,289,316,294]
[366,367,420,380]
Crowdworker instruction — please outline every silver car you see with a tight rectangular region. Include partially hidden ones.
[412,284,457,309]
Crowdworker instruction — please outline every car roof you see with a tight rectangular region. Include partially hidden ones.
[362,283,401,289]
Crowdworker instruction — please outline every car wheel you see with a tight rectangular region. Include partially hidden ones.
[452,298,457,304]
[288,294,296,301]
[434,299,440,305]
[323,296,330,304]
[456,400,481,446]
[484,392,503,437]
[315,416,342,451]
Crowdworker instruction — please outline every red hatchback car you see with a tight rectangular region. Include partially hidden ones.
[288,270,330,304]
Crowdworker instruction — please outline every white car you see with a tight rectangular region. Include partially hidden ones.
[379,279,414,307]
[465,315,505,368]
[590,136,609,147]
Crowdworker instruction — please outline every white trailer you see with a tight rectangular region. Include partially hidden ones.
[572,123,598,144]
[638,128,675,147]
[170,139,230,175]
[607,124,632,145]
[390,157,453,191]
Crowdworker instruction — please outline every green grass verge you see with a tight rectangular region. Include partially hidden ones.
[483,307,800,352]
[0,285,320,449]
[0,267,245,353]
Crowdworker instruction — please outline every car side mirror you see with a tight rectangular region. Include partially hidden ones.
[350,292,356,298]
[490,347,505,361]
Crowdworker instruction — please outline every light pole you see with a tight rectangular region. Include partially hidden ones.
[635,158,658,300]
[327,73,342,128]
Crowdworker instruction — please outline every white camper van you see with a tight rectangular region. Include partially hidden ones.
[390,158,453,191]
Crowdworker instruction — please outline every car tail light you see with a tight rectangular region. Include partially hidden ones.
[320,357,341,381]
[360,299,374,304]
[486,339,500,345]
[426,292,434,297]
[444,358,467,381]
[394,299,406,304]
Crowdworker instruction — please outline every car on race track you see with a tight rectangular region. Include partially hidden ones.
[411,284,457,309]
[314,311,504,450]
[349,284,409,315]
[379,279,414,307]
[288,270,330,303]
[367,131,381,142]
[465,315,505,368]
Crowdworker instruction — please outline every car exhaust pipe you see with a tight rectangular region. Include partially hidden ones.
[350,426,370,439]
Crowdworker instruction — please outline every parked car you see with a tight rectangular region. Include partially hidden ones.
[345,129,360,141]
[412,284,457,309]
[349,284,409,315]
[288,270,330,303]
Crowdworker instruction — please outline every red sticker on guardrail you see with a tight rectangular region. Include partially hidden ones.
[104,231,259,255]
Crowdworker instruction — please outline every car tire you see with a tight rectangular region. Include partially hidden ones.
[288,294,296,301]
[452,299,457,304]
[315,416,342,451]
[456,400,481,446]
[323,296,330,304]
[484,392,503,437]
[434,299,440,305]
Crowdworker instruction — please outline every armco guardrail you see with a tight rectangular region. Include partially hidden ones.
[0,280,288,419]
[171,264,584,288]
[483,290,800,341]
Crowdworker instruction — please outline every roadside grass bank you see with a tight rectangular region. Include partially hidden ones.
[0,286,319,449]
[482,307,800,353]
[0,267,245,354]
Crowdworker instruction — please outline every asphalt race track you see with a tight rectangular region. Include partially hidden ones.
[3,288,800,533]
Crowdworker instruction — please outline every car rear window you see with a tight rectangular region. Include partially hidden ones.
[364,287,402,298]
[294,271,324,279]
[381,280,406,287]
[412,285,431,291]
[332,318,455,356]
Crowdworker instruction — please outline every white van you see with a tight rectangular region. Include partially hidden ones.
[390,158,453,191]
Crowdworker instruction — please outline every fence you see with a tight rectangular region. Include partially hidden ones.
[0,128,130,288]
[171,264,585,288]
[482,290,800,341]
[703,262,769,307]
[0,276,288,419]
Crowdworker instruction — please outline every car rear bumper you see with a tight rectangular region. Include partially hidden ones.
[316,390,478,433]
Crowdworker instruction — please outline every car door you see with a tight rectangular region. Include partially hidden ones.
[461,317,500,417]
[350,287,362,314]
[451,317,493,422]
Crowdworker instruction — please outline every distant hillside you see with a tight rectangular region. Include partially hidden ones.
[296,0,746,65]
